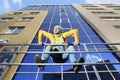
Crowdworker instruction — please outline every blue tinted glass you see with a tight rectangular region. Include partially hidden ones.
[61,23,70,28]
[79,29,86,36]
[51,23,60,28]
[14,74,36,80]
[69,18,78,23]
[52,19,60,23]
[61,19,68,23]
[14,5,120,80]
[90,37,103,43]
[80,37,91,43]
[71,23,82,29]
[44,19,51,23]
[40,23,50,30]
[85,29,97,36]
[61,14,68,18]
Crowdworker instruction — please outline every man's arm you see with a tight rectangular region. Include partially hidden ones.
[62,29,79,44]
[38,30,54,44]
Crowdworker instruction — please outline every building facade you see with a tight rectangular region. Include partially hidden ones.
[0,4,120,80]
[0,10,48,79]
[73,4,120,59]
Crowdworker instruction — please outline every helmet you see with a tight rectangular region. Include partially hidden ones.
[54,25,63,33]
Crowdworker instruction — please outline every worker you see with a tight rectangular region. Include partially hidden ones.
[34,25,84,73]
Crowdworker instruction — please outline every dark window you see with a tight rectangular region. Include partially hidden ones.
[14,12,22,15]
[4,27,24,34]
[0,17,13,22]
[21,17,34,22]
[30,12,39,14]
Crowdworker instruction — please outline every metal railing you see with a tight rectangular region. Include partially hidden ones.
[0,43,120,80]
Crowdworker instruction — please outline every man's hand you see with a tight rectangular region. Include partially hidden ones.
[73,42,79,46]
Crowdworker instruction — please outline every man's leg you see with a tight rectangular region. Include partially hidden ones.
[34,46,51,70]
[64,46,84,73]
[63,46,77,63]
[41,46,51,61]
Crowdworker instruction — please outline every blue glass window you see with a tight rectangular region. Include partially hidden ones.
[13,5,120,80]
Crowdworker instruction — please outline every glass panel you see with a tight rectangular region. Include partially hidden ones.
[13,74,36,80]
[30,12,39,14]
[21,17,34,22]
[13,5,120,80]
[0,47,17,77]
[5,28,15,34]
[0,18,12,22]
[14,12,22,15]
[4,27,24,34]
[13,27,23,34]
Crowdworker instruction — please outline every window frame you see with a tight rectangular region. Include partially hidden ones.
[20,17,34,22]
[30,12,39,14]
[92,11,115,14]
[3,26,25,34]
[0,17,13,22]
[101,17,120,21]
[13,12,23,15]
[86,8,105,10]
[114,25,120,31]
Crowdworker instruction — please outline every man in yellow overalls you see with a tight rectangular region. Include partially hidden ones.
[34,25,84,73]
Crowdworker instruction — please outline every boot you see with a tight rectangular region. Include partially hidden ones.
[34,54,46,71]
[74,57,84,73]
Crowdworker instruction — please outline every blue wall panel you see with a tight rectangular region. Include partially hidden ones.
[13,5,120,80]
